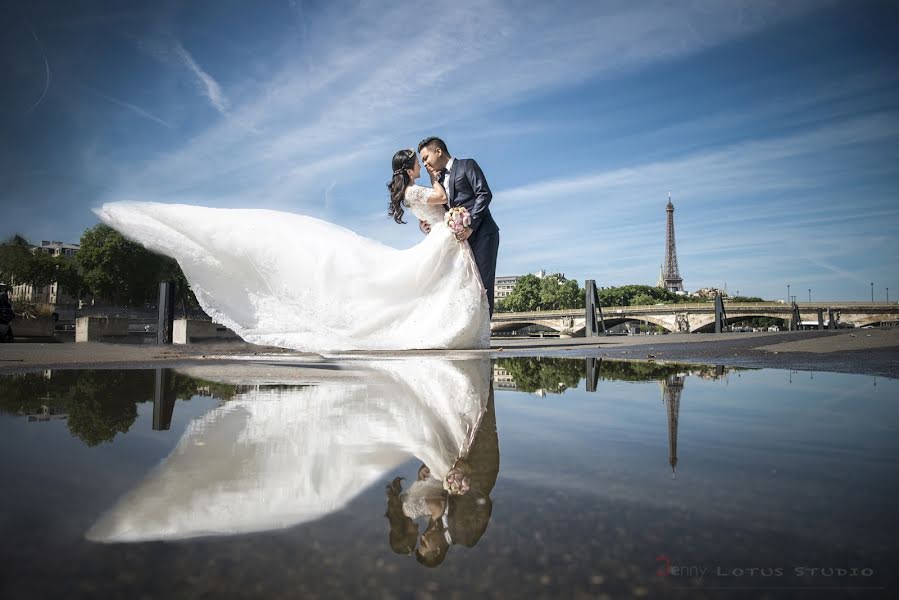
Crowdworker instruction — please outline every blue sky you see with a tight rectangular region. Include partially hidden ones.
[1,0,897,301]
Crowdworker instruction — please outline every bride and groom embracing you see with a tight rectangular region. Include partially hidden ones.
[97,136,500,352]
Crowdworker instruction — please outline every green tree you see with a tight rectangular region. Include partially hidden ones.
[53,256,86,301]
[0,236,87,302]
[496,276,584,312]
[598,285,684,307]
[0,241,33,285]
[539,276,563,310]
[78,225,155,305]
[500,274,541,312]
[557,279,584,309]
[77,224,197,308]
[24,251,58,289]
[631,292,656,306]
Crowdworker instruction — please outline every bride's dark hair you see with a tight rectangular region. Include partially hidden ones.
[387,148,417,224]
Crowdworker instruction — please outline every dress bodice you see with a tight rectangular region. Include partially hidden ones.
[404,185,446,226]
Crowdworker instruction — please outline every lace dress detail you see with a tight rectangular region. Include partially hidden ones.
[403,184,447,227]
[96,193,490,352]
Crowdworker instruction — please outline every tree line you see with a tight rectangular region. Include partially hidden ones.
[494,357,734,393]
[494,280,761,313]
[0,226,195,308]
[0,370,236,447]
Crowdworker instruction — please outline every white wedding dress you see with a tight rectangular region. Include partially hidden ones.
[95,185,490,351]
[86,358,491,542]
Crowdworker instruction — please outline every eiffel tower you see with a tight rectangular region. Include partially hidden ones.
[659,374,683,477]
[661,192,684,292]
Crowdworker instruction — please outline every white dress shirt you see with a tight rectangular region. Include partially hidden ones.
[444,157,455,202]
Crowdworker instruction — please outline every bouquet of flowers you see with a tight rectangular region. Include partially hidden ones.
[443,467,470,496]
[444,206,471,234]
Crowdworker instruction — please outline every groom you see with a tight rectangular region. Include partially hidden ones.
[418,136,500,315]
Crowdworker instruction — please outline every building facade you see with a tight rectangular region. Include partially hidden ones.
[10,241,81,305]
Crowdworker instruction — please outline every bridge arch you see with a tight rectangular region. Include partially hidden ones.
[853,316,899,328]
[491,320,568,334]
[690,313,790,333]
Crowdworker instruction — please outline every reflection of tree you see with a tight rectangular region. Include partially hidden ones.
[600,360,736,382]
[495,357,739,391]
[0,371,80,415]
[494,357,583,393]
[599,361,687,381]
[167,372,238,402]
[0,369,239,446]
[66,371,151,446]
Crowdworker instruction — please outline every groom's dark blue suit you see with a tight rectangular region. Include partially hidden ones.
[443,158,500,315]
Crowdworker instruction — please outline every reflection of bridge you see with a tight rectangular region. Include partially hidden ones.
[491,302,899,334]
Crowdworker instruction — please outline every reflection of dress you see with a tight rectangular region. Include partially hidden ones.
[86,358,490,542]
[95,188,490,351]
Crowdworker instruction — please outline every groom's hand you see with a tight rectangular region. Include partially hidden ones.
[455,228,472,242]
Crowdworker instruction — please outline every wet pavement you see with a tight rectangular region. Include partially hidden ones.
[1,356,896,598]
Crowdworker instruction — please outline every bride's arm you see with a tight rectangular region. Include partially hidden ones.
[423,181,447,205]
[423,164,448,205]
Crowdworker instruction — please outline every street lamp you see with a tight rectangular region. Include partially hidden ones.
[888,287,890,302]
[808,288,811,302]
[787,284,790,304]
[871,282,874,303]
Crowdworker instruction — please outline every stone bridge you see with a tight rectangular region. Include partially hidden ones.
[491,302,899,335]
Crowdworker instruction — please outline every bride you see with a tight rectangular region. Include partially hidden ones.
[95,148,490,352]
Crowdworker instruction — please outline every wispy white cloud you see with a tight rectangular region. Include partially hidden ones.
[496,111,899,209]
[489,108,899,295]
[83,85,172,128]
[171,40,228,115]
[81,0,896,300]
[105,0,827,208]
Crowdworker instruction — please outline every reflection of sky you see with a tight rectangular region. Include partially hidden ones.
[495,369,899,547]
[0,394,220,540]
[1,361,897,594]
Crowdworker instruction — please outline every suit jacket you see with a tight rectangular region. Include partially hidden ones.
[445,158,499,238]
[447,389,499,547]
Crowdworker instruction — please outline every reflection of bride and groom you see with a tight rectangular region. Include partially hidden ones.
[385,382,498,567]
[95,136,500,352]
[87,358,499,568]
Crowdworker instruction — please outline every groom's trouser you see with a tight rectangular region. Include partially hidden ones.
[470,228,500,316]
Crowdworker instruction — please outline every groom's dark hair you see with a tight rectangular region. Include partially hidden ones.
[418,136,449,155]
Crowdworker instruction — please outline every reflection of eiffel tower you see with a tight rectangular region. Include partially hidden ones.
[659,374,684,477]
